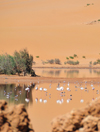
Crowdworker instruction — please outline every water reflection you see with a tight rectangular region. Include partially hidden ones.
[64,70,79,78]
[34,68,100,78]
[0,82,100,108]
[0,82,100,132]
[33,81,100,104]
[42,70,61,77]
[93,70,100,75]
[0,83,35,107]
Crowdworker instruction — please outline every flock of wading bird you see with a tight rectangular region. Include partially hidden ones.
[3,81,100,104]
[34,81,99,104]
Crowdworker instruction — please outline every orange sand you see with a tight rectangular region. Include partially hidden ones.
[0,0,100,66]
[1,1,100,131]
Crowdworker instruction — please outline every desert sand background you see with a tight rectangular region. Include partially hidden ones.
[0,0,100,65]
[1,1,100,131]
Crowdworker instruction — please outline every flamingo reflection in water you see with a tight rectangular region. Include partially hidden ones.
[80,87,84,103]
[39,87,43,103]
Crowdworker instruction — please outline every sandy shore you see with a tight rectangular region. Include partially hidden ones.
[1,75,100,84]
[33,66,100,69]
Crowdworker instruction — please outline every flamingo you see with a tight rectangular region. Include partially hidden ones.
[49,81,52,88]
[15,95,18,101]
[56,100,60,104]
[96,90,99,94]
[56,99,63,104]
[39,98,43,102]
[4,90,6,95]
[15,87,17,91]
[25,87,30,92]
[18,91,21,95]
[70,94,72,100]
[60,86,64,91]
[92,87,95,100]
[80,87,84,101]
[49,93,51,98]
[67,82,69,86]
[43,99,47,103]
[92,87,95,90]
[66,87,70,91]
[39,87,43,102]
[6,94,10,99]
[57,83,60,88]
[91,83,93,87]
[49,84,51,88]
[35,98,38,103]
[35,86,38,90]
[80,99,84,103]
[63,81,65,86]
[39,87,43,91]
[67,99,70,103]
[25,98,29,103]
[43,88,47,97]
[43,88,47,92]
[80,87,84,90]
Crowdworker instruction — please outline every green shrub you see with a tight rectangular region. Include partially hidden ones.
[41,60,45,65]
[69,56,74,59]
[0,49,34,76]
[73,54,78,58]
[64,62,67,65]
[66,57,69,60]
[89,61,92,65]
[82,56,86,58]
[55,59,61,64]
[47,59,54,64]
[98,19,100,21]
[97,59,100,64]
[87,4,90,6]
[45,61,48,64]
[0,54,16,75]
[36,56,39,58]
[19,49,33,73]
[67,60,79,65]
[93,61,98,65]
[31,69,37,77]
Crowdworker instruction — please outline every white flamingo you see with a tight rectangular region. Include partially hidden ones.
[35,86,38,90]
[35,98,38,103]
[80,87,84,90]
[40,87,43,91]
[67,99,70,103]
[25,98,29,103]
[80,99,84,103]
[43,88,47,91]
[39,98,43,102]
[43,99,47,103]
[66,87,70,91]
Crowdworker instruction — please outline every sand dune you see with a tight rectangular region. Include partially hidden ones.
[0,0,100,65]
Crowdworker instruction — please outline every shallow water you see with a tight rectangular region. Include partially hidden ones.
[34,68,100,78]
[0,82,100,132]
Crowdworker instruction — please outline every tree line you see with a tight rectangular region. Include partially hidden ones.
[0,49,36,76]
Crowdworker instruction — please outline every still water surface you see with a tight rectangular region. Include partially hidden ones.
[34,68,100,78]
[0,82,100,132]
